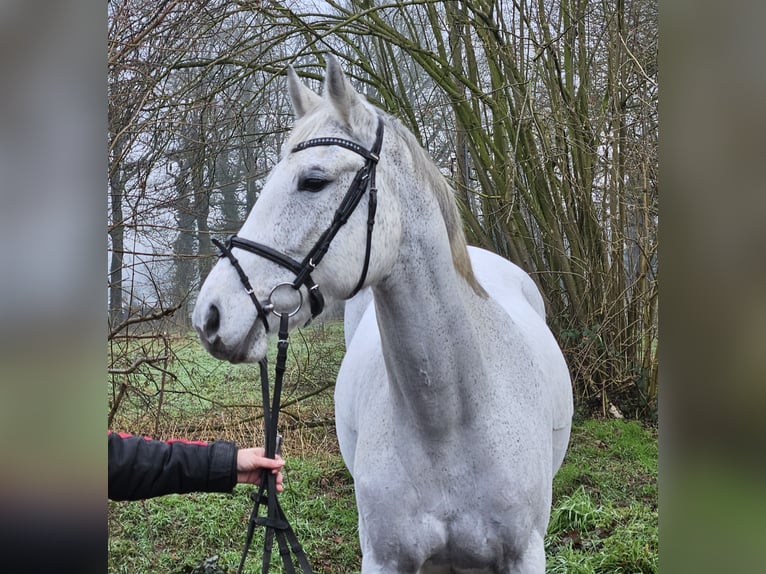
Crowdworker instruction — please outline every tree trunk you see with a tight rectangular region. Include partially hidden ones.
[108,135,126,328]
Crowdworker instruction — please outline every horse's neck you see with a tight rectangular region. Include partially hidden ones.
[372,217,487,441]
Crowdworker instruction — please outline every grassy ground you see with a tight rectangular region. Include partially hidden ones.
[546,419,657,573]
[108,325,657,573]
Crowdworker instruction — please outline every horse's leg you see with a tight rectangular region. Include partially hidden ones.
[359,531,424,574]
[507,531,546,574]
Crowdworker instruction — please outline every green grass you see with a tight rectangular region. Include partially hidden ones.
[109,420,657,573]
[546,420,658,573]
[108,455,361,574]
[108,325,657,572]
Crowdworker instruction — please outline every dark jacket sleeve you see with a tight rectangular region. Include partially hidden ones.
[108,432,238,501]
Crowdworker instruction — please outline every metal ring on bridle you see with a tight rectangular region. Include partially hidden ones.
[266,282,304,317]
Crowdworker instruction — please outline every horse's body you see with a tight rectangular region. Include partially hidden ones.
[337,246,571,572]
[193,57,572,573]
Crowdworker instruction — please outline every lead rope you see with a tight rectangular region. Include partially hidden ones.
[236,313,313,574]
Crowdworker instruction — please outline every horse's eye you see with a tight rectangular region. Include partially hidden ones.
[298,176,330,193]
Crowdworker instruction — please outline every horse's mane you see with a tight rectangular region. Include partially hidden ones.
[386,115,487,297]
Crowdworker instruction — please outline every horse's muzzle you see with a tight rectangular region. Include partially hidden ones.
[195,302,260,364]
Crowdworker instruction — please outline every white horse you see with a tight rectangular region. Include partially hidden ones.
[193,56,572,573]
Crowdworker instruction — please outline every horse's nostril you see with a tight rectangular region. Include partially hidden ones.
[204,304,220,338]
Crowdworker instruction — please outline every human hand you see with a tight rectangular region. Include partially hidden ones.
[236,447,285,492]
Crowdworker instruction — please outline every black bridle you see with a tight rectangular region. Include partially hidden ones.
[212,116,384,574]
[212,115,384,334]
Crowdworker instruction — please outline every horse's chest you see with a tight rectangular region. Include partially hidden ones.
[358,471,532,568]
[365,508,526,571]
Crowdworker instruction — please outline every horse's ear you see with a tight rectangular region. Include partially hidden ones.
[287,66,321,119]
[323,55,370,129]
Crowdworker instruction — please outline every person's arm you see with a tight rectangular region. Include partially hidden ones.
[108,432,237,501]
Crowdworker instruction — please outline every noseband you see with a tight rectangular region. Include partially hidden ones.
[212,116,384,332]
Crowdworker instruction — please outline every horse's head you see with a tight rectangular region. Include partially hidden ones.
[192,56,401,363]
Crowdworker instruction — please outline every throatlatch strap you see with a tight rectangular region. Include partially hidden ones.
[349,176,377,298]
[236,314,313,574]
